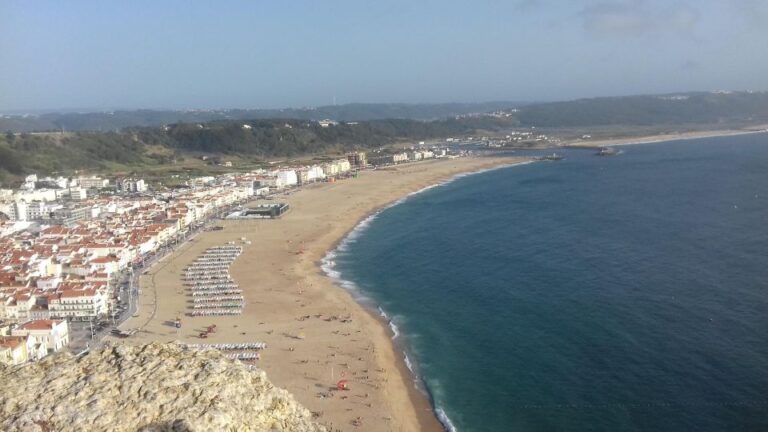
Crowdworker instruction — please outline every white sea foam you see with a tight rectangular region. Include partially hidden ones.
[323,268,341,279]
[403,353,414,374]
[389,321,400,339]
[319,251,337,278]
[435,407,459,432]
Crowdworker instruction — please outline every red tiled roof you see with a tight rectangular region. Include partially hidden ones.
[90,256,118,264]
[19,319,60,330]
[60,288,96,298]
[0,336,26,349]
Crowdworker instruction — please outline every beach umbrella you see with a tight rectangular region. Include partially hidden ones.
[337,379,349,390]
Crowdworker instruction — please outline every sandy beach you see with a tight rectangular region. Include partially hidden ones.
[562,125,768,148]
[116,155,531,431]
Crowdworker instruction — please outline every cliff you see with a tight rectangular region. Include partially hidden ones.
[0,343,326,432]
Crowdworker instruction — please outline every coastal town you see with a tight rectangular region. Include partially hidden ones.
[0,145,464,366]
[4,0,767,429]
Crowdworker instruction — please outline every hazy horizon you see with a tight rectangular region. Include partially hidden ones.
[2,0,767,112]
[3,90,766,117]
[0,99,537,116]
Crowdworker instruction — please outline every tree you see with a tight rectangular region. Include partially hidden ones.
[0,146,23,174]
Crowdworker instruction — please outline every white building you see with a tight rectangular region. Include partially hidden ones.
[15,189,58,203]
[253,185,270,197]
[319,159,351,177]
[0,336,30,365]
[2,294,37,322]
[77,176,110,189]
[393,152,409,163]
[317,119,338,128]
[337,159,351,173]
[22,174,38,191]
[48,288,109,321]
[117,178,147,193]
[11,319,69,355]
[9,201,27,221]
[68,187,88,201]
[276,170,298,188]
[189,176,215,188]
[40,176,71,189]
[297,166,325,184]
[10,200,63,222]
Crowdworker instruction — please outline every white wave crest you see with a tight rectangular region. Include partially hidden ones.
[435,407,459,432]
[389,320,400,339]
[403,353,414,374]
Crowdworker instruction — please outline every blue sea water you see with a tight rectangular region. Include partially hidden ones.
[326,133,768,432]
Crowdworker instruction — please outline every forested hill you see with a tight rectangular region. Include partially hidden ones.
[0,116,515,179]
[0,101,524,133]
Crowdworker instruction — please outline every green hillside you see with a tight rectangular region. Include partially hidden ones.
[0,116,516,182]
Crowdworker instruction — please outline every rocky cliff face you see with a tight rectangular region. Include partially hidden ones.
[0,343,326,432]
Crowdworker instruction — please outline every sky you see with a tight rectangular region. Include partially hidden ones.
[1,0,767,112]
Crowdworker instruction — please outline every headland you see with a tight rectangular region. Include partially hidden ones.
[562,125,768,148]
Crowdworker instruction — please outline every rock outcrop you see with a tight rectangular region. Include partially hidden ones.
[0,343,326,432]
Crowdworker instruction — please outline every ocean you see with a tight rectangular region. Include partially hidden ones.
[323,133,768,432]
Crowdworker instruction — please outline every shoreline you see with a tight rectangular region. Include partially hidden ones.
[116,155,532,431]
[561,126,768,148]
[320,159,536,431]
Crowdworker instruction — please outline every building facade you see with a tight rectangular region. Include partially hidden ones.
[11,319,70,354]
[117,179,147,193]
[347,152,367,168]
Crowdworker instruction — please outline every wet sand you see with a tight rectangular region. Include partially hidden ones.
[117,155,531,431]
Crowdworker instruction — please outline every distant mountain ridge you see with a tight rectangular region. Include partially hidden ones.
[0,101,527,133]
[515,91,768,127]
[4,91,768,134]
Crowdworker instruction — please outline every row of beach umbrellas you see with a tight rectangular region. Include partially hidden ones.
[188,309,242,316]
[192,289,242,296]
[227,353,260,360]
[184,342,267,350]
[192,303,244,309]
[193,295,244,302]
[186,246,245,315]
[189,288,240,293]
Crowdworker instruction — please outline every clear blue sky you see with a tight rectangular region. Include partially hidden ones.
[1,0,766,111]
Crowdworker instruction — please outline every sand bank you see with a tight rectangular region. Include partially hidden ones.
[117,155,531,431]
[563,126,768,148]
